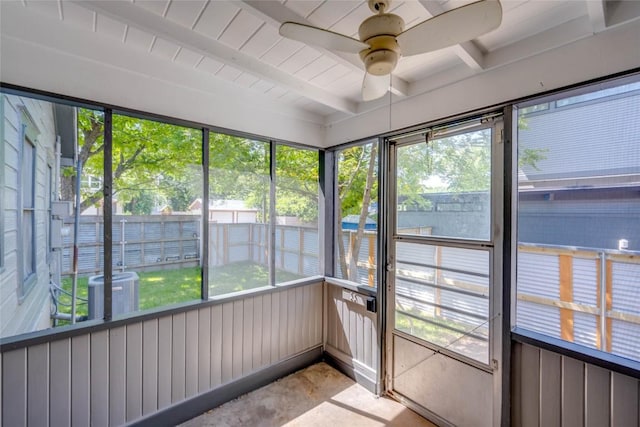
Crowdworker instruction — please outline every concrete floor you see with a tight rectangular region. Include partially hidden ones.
[182,362,436,427]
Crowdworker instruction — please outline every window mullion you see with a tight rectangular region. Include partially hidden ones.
[103,109,113,321]
[201,129,209,300]
[269,141,276,286]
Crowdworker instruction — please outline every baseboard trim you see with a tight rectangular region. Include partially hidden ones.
[130,346,323,427]
[323,350,378,395]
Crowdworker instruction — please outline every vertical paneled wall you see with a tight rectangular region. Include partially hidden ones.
[512,342,639,427]
[325,282,378,387]
[0,282,323,427]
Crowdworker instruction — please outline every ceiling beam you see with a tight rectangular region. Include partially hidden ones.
[73,0,358,114]
[416,0,485,70]
[483,15,594,70]
[606,0,640,27]
[241,0,409,97]
[586,0,607,32]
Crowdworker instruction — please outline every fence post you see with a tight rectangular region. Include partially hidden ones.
[558,254,574,342]
[223,224,229,265]
[299,227,304,275]
[120,218,127,272]
[597,252,605,351]
[435,246,442,316]
[605,257,613,353]
[368,233,375,287]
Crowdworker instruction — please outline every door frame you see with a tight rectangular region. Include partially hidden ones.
[382,114,505,426]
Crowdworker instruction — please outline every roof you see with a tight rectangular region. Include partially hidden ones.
[342,215,376,230]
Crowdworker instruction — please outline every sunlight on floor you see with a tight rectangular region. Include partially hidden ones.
[182,363,435,427]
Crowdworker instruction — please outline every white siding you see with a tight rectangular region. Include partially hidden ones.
[0,94,56,338]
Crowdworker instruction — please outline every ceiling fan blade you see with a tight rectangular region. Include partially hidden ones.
[362,73,390,101]
[279,22,368,54]
[397,0,502,57]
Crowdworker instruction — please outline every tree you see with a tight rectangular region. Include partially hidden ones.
[275,145,319,223]
[336,143,378,280]
[337,123,545,284]
[62,109,202,214]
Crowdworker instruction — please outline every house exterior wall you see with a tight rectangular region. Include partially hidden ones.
[0,94,56,338]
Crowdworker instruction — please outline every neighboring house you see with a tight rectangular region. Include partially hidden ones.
[0,94,75,338]
[517,85,640,250]
[190,198,259,223]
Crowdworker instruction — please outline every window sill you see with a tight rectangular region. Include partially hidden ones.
[512,327,640,380]
[1,277,325,351]
[18,273,38,304]
[324,276,378,297]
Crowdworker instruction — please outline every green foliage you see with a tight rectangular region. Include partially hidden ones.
[337,143,378,216]
[209,136,320,223]
[275,145,319,222]
[124,191,155,215]
[519,147,548,170]
[209,134,269,203]
[76,109,202,214]
[395,129,491,215]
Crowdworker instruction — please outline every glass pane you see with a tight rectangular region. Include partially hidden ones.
[22,139,34,208]
[335,141,378,286]
[0,91,107,336]
[22,211,34,277]
[209,135,270,296]
[394,242,490,364]
[22,139,35,278]
[275,145,319,283]
[396,128,491,240]
[109,114,202,317]
[516,79,640,363]
[57,108,105,326]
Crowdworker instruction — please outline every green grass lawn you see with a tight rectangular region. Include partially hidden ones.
[57,262,303,320]
[395,309,488,348]
[209,262,303,296]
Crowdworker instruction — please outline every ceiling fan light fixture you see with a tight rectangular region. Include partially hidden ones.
[361,49,399,76]
[277,0,503,101]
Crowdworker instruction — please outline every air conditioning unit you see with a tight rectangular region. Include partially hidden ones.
[87,272,139,320]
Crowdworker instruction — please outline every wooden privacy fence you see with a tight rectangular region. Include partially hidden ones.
[62,215,201,276]
[517,244,640,359]
[208,223,320,277]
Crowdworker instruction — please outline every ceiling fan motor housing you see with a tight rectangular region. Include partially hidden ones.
[359,13,405,75]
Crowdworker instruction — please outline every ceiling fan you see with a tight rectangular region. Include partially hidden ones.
[279,0,502,101]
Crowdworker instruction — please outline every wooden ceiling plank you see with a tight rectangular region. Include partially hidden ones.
[72,0,357,114]
[241,0,409,96]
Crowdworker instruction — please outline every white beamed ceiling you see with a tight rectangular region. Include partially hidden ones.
[1,0,640,147]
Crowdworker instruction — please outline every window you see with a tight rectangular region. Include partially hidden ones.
[396,128,491,241]
[334,141,379,286]
[208,136,321,297]
[209,135,270,296]
[109,113,203,318]
[19,108,39,295]
[516,77,640,363]
[0,94,4,272]
[275,145,319,283]
[46,164,52,262]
